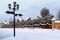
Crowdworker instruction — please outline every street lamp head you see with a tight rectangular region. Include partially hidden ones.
[5,10,14,14]
[13,2,16,5]
[13,2,16,7]
[17,4,19,10]
[15,14,18,16]
[8,4,11,10]
[19,14,23,16]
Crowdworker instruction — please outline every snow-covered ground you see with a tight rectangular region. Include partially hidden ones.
[0,28,60,40]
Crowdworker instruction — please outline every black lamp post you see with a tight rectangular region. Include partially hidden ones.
[5,2,22,37]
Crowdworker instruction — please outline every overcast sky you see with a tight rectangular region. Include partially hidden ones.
[0,0,60,23]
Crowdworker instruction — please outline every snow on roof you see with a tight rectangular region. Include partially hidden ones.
[51,17,55,20]
[4,21,9,24]
[55,21,60,23]
[25,17,30,20]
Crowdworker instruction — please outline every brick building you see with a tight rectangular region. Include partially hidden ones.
[52,18,60,29]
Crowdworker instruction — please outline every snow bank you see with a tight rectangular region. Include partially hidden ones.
[0,28,13,40]
[1,28,60,40]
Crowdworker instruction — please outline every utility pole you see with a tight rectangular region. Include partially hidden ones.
[5,2,23,37]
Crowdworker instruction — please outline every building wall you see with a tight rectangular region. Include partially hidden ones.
[52,20,60,29]
[25,24,52,29]
[0,24,2,27]
[0,23,3,28]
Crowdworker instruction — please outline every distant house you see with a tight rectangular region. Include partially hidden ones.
[25,23,52,29]
[52,17,60,29]
[0,23,4,27]
[4,21,9,24]
[52,20,60,29]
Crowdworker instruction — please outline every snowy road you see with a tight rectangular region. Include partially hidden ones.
[0,28,60,40]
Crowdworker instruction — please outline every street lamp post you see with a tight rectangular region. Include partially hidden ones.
[5,2,22,37]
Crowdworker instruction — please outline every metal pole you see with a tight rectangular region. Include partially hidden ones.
[14,13,15,37]
[5,2,20,37]
[14,5,16,37]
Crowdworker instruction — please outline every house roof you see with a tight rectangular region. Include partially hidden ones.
[51,17,56,20]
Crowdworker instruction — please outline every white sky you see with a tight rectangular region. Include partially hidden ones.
[0,0,60,23]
